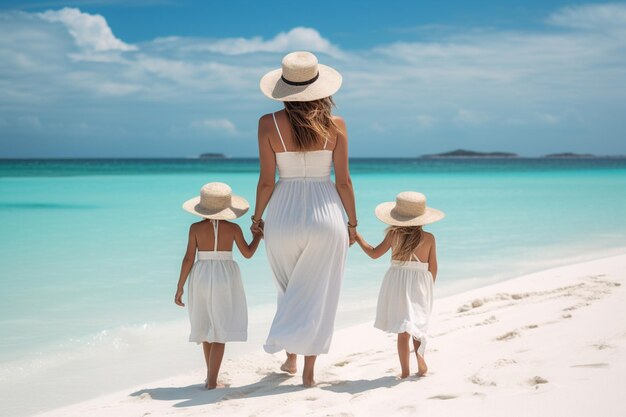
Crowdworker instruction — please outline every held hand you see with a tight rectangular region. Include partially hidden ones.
[251,219,264,237]
[174,289,185,307]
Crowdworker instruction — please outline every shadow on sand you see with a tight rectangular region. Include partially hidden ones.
[130,373,405,408]
[318,375,403,394]
[131,372,299,408]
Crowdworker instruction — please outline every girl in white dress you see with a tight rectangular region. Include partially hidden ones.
[355,191,444,378]
[175,182,261,389]
[252,51,357,387]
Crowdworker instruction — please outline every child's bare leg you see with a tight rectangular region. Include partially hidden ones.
[302,355,317,387]
[397,332,411,378]
[280,352,297,374]
[207,342,225,389]
[202,342,212,385]
[412,338,428,376]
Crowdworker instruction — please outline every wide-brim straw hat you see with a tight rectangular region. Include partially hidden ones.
[182,182,249,220]
[375,191,445,226]
[260,51,342,101]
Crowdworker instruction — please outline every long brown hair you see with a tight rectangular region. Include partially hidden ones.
[386,225,423,262]
[283,97,338,150]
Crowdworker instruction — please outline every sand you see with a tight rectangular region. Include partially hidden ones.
[35,253,626,417]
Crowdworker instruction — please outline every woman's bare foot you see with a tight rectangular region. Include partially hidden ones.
[280,352,297,374]
[204,377,226,390]
[416,352,428,376]
[400,371,410,379]
[303,375,317,387]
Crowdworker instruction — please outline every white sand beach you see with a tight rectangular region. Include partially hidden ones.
[35,253,626,417]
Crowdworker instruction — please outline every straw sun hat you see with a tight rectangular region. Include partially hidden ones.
[260,51,342,101]
[375,192,445,226]
[182,182,249,220]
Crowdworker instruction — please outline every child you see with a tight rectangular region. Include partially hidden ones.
[355,191,444,378]
[175,182,261,389]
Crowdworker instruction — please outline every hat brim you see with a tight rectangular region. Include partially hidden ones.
[375,202,445,226]
[259,64,342,102]
[182,194,249,220]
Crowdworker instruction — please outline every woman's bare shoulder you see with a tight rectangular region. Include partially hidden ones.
[422,231,436,244]
[258,113,275,128]
[332,115,346,127]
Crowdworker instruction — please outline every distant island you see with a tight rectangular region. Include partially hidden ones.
[198,153,227,159]
[421,149,518,159]
[543,152,596,159]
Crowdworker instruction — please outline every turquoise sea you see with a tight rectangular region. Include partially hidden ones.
[1,158,626,416]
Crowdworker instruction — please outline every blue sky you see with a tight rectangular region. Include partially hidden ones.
[1,0,625,157]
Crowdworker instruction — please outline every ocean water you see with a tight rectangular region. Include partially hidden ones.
[1,158,626,416]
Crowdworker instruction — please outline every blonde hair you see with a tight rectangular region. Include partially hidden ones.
[283,97,338,150]
[386,225,423,262]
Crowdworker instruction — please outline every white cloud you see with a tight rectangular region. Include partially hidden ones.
[17,115,41,127]
[454,109,488,125]
[38,7,137,52]
[538,113,559,125]
[547,3,626,30]
[161,27,343,57]
[190,118,237,134]
[416,114,436,128]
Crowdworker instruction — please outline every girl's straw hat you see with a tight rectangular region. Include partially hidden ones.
[260,51,342,101]
[375,192,445,226]
[182,182,249,220]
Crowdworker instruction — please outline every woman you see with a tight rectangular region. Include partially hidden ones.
[251,51,357,387]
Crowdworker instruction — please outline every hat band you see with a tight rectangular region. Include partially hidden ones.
[281,72,319,86]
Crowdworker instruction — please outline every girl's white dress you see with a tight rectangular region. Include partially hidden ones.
[263,113,349,356]
[187,220,247,343]
[375,253,434,355]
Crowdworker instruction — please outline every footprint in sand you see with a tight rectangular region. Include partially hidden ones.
[524,324,539,329]
[428,394,457,400]
[570,363,609,368]
[493,358,517,368]
[457,298,484,312]
[334,360,350,367]
[469,375,497,387]
[495,330,519,341]
[529,376,548,386]
[475,315,498,326]
[398,405,417,413]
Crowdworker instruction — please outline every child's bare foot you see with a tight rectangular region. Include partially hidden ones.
[280,353,297,374]
[417,353,428,376]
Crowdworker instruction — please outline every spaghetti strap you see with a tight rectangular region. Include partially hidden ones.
[211,219,219,252]
[272,112,287,152]
[411,252,422,262]
[323,137,328,150]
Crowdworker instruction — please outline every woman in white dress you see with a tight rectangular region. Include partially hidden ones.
[251,51,357,387]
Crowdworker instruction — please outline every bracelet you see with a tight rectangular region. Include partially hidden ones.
[251,215,262,224]
[347,221,358,228]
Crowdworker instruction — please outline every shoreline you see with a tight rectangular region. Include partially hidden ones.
[31,252,626,417]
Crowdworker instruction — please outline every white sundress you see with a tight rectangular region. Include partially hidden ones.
[374,253,434,355]
[187,219,248,344]
[263,112,349,356]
